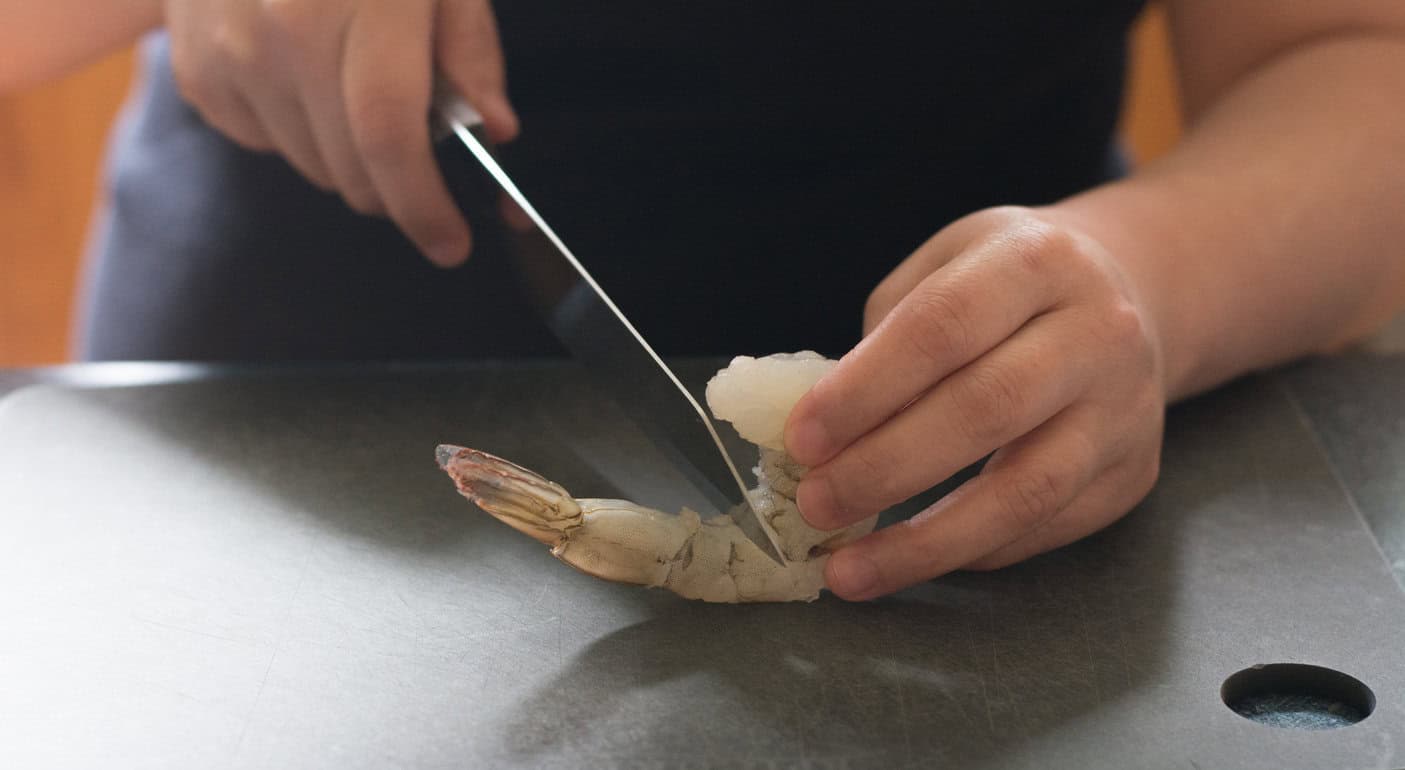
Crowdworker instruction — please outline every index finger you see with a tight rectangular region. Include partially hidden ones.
[343,1,470,267]
[785,222,1078,467]
[437,0,519,143]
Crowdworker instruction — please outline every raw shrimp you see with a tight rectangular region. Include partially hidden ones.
[437,352,878,602]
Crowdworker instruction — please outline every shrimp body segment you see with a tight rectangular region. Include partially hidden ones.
[437,446,830,602]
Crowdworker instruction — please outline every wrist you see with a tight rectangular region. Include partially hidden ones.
[1037,185,1212,401]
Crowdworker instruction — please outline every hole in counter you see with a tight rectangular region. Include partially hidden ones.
[1222,663,1375,730]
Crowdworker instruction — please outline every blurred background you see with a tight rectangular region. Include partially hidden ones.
[0,4,1183,368]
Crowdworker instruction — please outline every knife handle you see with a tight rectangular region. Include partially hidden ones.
[431,80,486,138]
[431,83,501,235]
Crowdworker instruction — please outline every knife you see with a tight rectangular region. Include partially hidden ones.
[433,94,787,565]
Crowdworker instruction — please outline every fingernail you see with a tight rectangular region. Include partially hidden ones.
[428,239,469,268]
[786,416,831,466]
[488,101,521,143]
[796,476,844,530]
[828,551,880,600]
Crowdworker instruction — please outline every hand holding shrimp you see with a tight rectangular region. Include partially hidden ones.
[785,206,1167,601]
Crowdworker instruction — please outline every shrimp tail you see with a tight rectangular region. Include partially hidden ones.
[436,445,584,546]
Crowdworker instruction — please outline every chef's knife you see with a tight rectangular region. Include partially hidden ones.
[433,94,787,565]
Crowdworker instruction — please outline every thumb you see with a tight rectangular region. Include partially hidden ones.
[436,0,519,143]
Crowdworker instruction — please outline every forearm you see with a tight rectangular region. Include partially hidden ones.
[0,0,162,91]
[1050,34,1405,400]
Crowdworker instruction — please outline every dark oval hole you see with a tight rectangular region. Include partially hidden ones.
[1222,663,1375,730]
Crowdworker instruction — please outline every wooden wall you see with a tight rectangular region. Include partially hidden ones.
[1123,4,1183,163]
[0,50,135,365]
[0,7,1183,367]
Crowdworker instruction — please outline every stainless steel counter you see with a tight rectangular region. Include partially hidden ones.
[1,355,1401,769]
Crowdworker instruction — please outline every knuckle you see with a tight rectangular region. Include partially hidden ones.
[211,22,259,72]
[949,363,1023,446]
[976,205,1033,229]
[1101,299,1149,346]
[260,0,315,42]
[902,286,975,362]
[1004,220,1076,276]
[995,467,1067,532]
[1095,299,1160,378]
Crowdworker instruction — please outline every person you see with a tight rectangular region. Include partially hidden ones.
[4,1,1405,601]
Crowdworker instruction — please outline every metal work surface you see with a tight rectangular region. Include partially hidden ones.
[0,362,1402,769]
[1282,354,1405,589]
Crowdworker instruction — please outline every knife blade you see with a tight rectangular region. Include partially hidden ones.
[433,94,787,565]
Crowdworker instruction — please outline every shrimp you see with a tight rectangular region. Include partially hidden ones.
[436,352,878,603]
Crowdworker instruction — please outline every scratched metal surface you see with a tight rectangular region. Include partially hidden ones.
[1280,353,1405,591]
[0,366,1402,769]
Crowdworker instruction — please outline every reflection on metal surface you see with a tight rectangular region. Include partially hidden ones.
[45,362,209,388]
